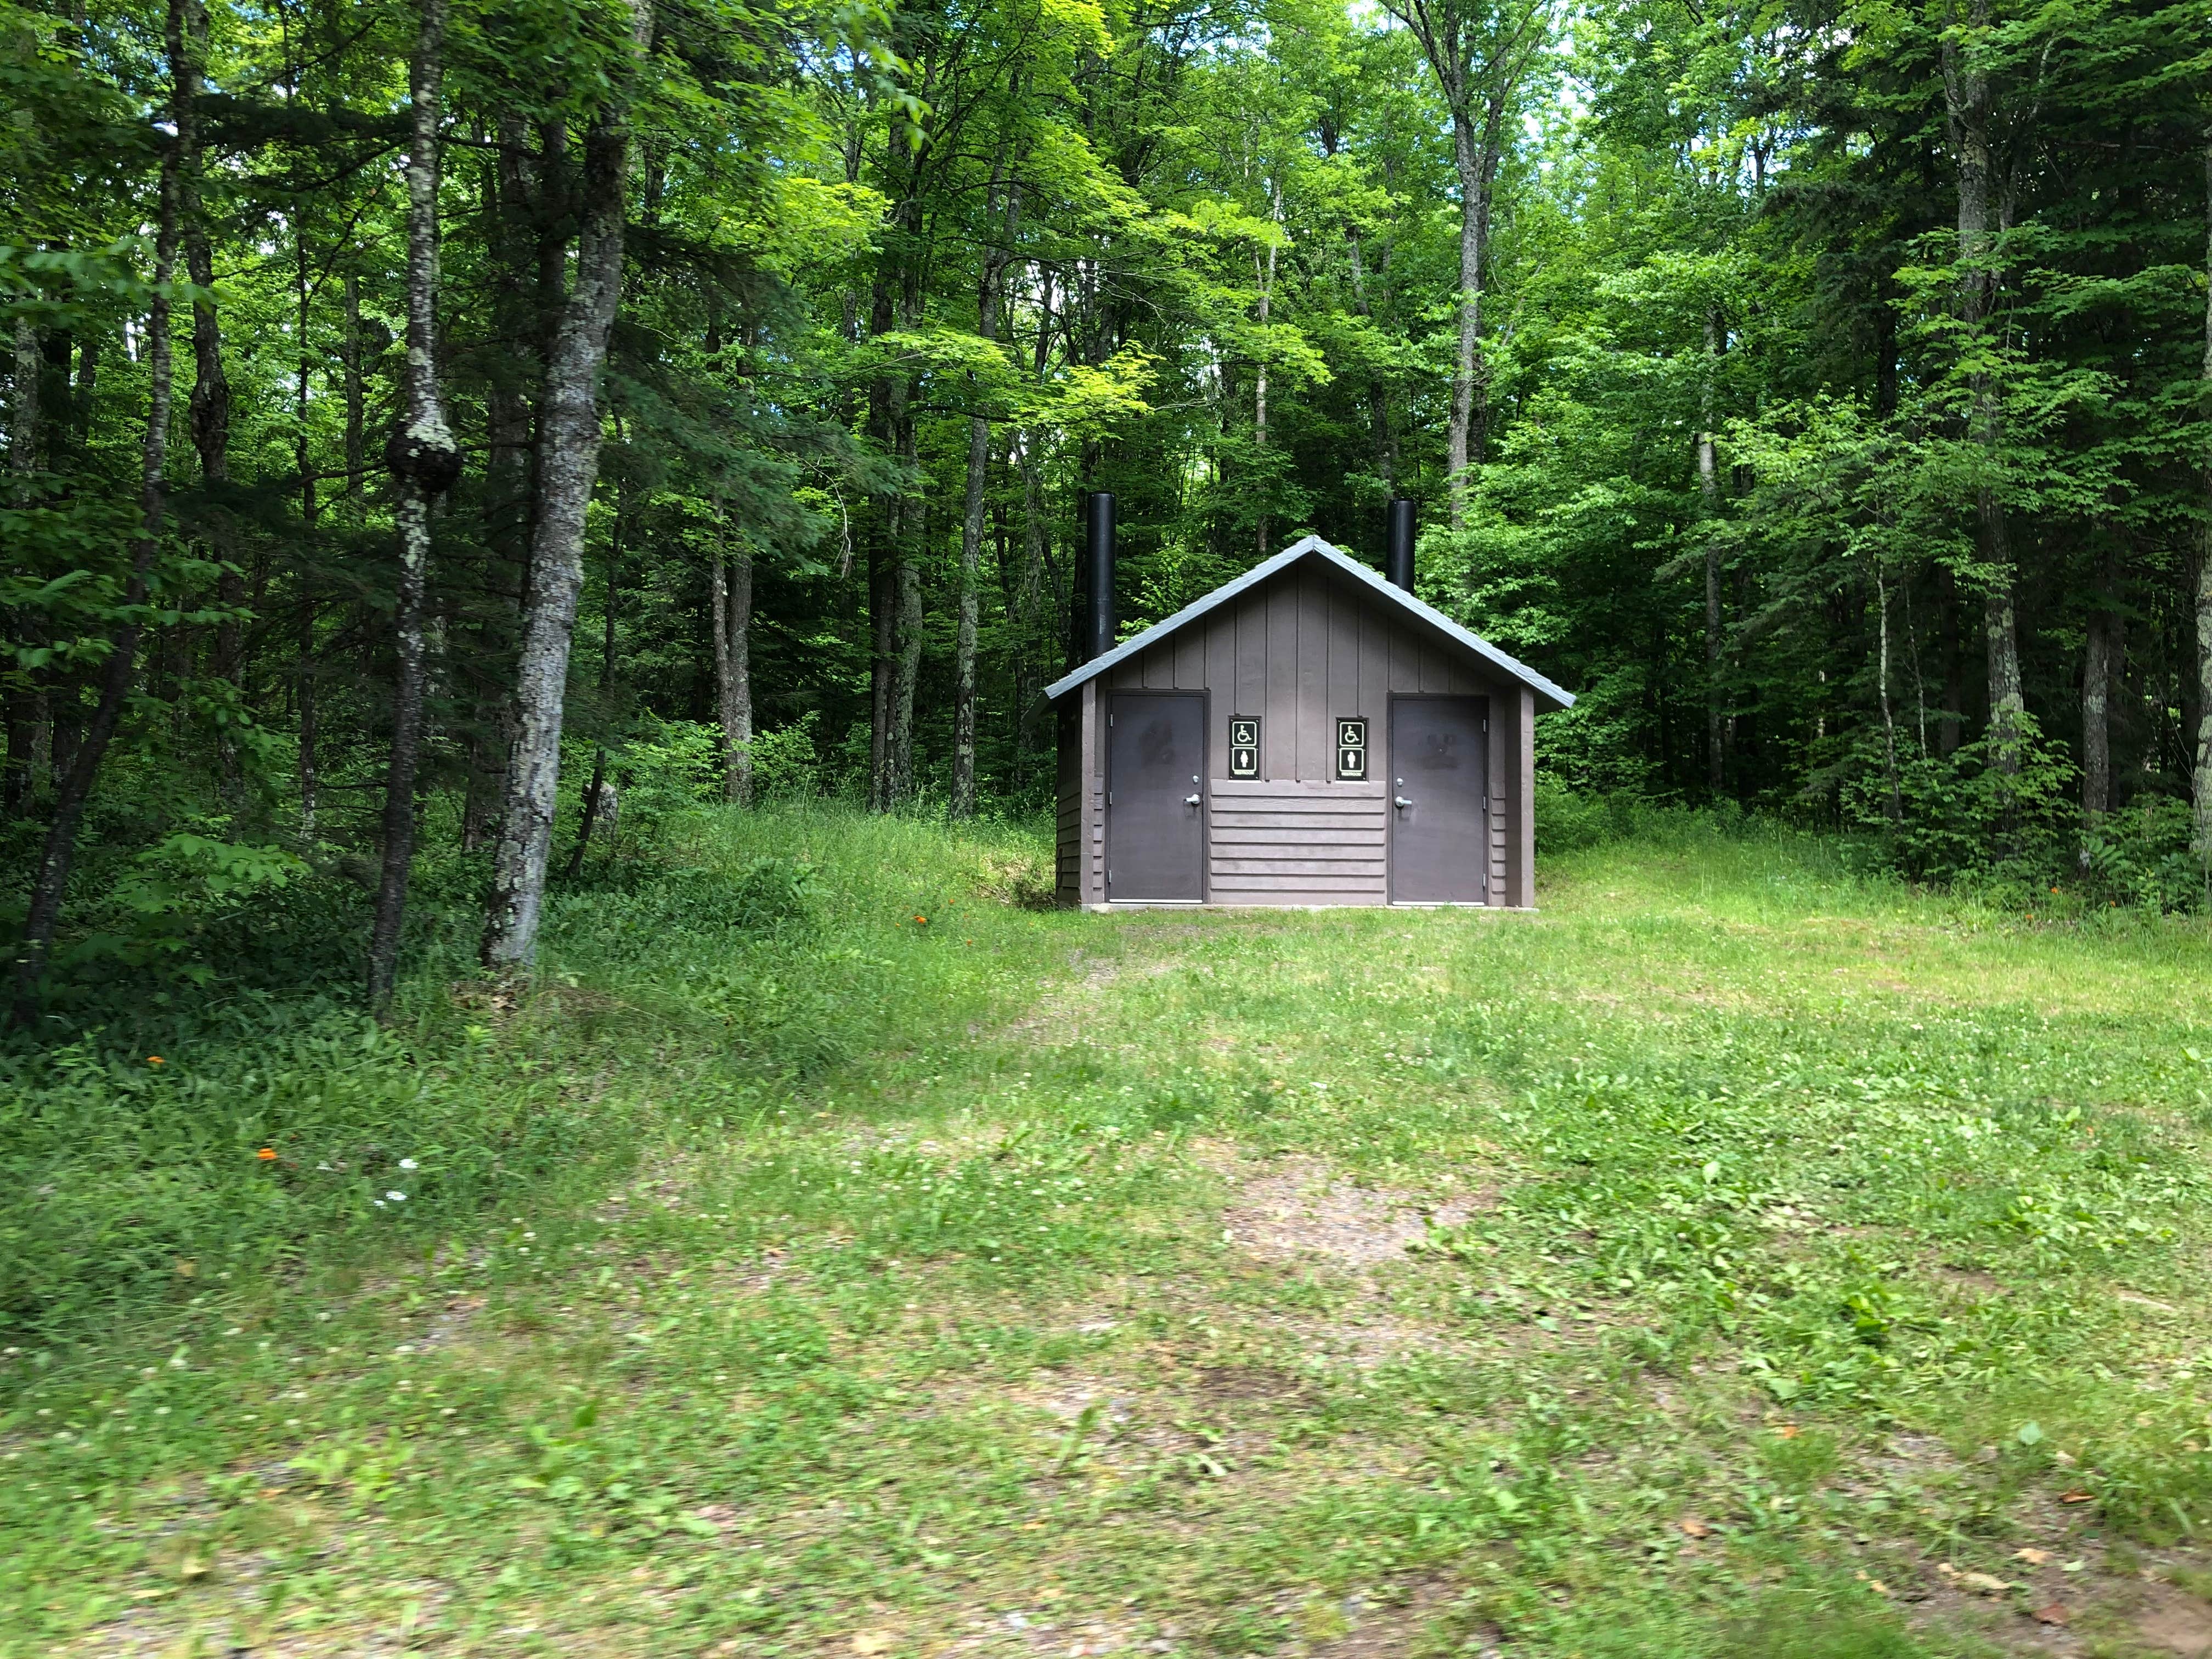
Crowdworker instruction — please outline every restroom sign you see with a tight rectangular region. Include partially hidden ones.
[1336,717,1368,780]
[1228,716,1261,778]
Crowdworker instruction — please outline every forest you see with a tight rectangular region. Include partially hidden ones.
[8,3,2212,1649]
[4,0,2211,1023]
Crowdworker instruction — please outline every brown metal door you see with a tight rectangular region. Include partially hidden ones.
[1106,693,1206,901]
[1389,696,1488,903]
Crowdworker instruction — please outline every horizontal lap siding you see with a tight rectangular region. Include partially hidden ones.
[1209,778,1386,905]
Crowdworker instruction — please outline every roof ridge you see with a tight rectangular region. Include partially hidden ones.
[1042,537,1573,710]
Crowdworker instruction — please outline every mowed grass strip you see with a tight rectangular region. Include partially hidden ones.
[5,812,2212,1657]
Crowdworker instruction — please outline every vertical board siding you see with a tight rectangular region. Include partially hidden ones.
[1081,681,1104,904]
[1056,703,1081,905]
[1083,561,1536,907]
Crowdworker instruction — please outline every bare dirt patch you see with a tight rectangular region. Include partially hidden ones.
[1207,1150,1479,1268]
[2139,1585,2212,1657]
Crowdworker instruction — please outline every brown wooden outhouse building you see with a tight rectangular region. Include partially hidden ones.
[1047,532,1573,910]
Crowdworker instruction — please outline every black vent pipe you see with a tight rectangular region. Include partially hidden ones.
[1083,492,1116,661]
[1385,498,1416,592]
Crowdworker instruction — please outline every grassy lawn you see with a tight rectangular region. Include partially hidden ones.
[7,810,2212,1657]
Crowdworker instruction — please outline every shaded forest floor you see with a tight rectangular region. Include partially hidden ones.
[8,810,2212,1657]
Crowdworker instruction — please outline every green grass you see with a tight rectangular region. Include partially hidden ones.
[5,808,2212,1657]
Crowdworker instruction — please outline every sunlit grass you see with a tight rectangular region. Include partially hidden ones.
[4,808,2209,1656]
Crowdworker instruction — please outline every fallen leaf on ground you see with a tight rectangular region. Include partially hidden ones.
[852,1632,898,1656]
[2015,1548,2052,1566]
[1679,1517,1711,1538]
[1960,1572,2012,1595]
[2032,1602,2069,1626]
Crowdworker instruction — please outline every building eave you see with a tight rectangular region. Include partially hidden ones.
[1042,534,1575,710]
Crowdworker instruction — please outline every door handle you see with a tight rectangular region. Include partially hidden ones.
[1394,796,1412,809]
[1184,793,1203,806]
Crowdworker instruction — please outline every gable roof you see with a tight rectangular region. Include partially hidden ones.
[1043,534,1575,710]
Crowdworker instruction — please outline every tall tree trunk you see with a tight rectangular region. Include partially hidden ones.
[340,268,364,516]
[473,116,538,848]
[9,0,183,1028]
[180,0,237,688]
[566,473,625,876]
[2081,555,2121,830]
[1011,433,1051,774]
[1345,225,1395,489]
[868,533,894,811]
[1699,308,1724,797]
[710,546,735,799]
[481,0,650,972]
[10,318,38,475]
[726,543,753,808]
[2193,128,2212,864]
[1445,111,1502,528]
[1876,558,1902,822]
[887,457,922,809]
[710,534,755,807]
[864,262,902,813]
[952,179,1014,820]
[1254,180,1280,557]
[5,319,41,815]
[368,0,460,1015]
[953,417,988,818]
[294,221,319,842]
[1942,0,2023,771]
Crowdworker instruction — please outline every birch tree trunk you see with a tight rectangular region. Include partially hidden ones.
[481,0,651,972]
[10,318,38,475]
[726,543,753,808]
[368,0,460,1014]
[710,548,735,800]
[952,422,988,819]
[8,0,183,1028]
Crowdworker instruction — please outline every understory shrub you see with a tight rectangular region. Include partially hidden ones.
[0,804,1052,1346]
[1841,714,2205,910]
[2079,795,2208,913]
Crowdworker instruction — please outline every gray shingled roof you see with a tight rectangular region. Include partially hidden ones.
[1042,534,1575,710]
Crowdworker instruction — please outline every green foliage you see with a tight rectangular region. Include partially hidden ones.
[2080,797,2209,915]
[747,713,823,801]
[1843,715,2078,891]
